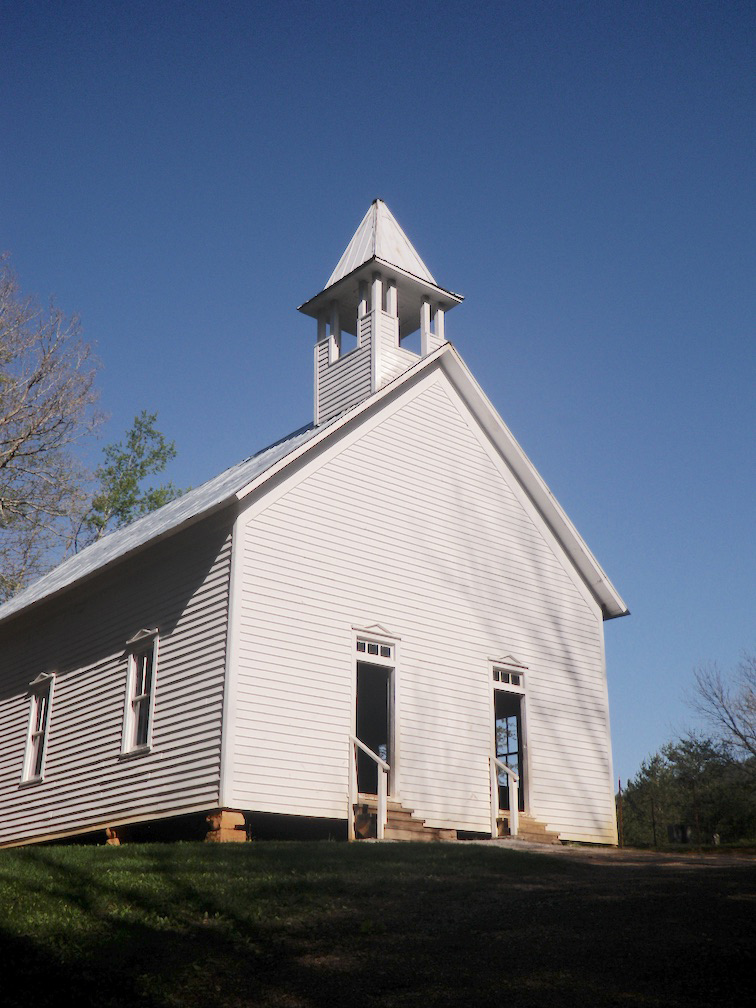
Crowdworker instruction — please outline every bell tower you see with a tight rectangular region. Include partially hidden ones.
[299,200,463,426]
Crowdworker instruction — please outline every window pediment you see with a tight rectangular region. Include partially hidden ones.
[490,653,528,670]
[126,628,159,648]
[29,671,55,690]
[353,623,399,641]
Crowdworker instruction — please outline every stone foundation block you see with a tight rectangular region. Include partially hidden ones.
[205,809,247,843]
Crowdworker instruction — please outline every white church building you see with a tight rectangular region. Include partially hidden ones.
[0,201,628,847]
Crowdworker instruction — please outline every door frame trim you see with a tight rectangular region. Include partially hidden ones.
[490,658,530,815]
[352,625,400,797]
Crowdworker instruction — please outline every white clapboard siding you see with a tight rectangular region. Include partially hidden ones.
[0,513,233,845]
[378,338,418,389]
[231,374,616,842]
[316,339,372,424]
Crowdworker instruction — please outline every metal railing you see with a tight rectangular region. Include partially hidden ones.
[490,755,519,839]
[348,735,390,840]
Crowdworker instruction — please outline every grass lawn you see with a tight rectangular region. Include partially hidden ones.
[0,841,754,1007]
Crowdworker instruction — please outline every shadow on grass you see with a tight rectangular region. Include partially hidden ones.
[1,842,754,1007]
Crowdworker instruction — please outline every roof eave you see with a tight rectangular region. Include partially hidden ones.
[298,256,464,320]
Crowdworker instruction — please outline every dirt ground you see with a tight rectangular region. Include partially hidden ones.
[490,836,756,866]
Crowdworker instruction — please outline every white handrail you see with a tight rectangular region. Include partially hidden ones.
[348,735,390,840]
[352,735,390,771]
[490,755,519,839]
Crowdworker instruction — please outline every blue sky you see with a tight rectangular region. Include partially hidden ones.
[2,0,753,786]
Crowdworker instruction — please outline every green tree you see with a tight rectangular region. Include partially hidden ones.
[620,734,756,847]
[79,410,183,545]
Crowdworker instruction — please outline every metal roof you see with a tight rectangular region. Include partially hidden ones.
[325,200,436,289]
[0,423,320,626]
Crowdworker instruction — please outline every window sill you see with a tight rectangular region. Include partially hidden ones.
[118,745,152,761]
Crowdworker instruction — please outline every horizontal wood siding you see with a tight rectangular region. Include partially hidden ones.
[0,513,233,845]
[317,340,372,424]
[358,314,372,344]
[232,376,616,842]
[378,312,418,387]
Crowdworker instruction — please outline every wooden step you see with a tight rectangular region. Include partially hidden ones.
[384,825,437,842]
[497,812,561,844]
[353,798,455,842]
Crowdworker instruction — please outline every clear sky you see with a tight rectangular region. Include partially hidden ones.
[2,0,753,787]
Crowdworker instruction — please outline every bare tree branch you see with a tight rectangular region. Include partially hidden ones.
[692,653,756,772]
[0,257,103,599]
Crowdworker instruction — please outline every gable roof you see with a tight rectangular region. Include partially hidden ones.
[326,199,436,289]
[0,343,628,627]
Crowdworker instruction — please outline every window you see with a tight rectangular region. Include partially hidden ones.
[122,630,158,754]
[492,658,526,694]
[493,667,524,689]
[23,672,54,783]
[356,638,394,661]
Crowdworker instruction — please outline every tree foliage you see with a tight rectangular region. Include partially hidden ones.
[620,734,756,847]
[79,410,182,544]
[0,258,101,599]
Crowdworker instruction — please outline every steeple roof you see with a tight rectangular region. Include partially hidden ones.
[325,199,436,289]
[299,200,462,325]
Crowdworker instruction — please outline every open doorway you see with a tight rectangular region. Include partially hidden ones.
[494,690,525,812]
[355,661,391,795]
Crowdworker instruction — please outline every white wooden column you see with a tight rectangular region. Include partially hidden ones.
[420,297,432,355]
[371,272,383,315]
[386,279,397,317]
[329,300,341,363]
[358,280,369,318]
[357,281,369,347]
[317,312,327,344]
[433,304,445,342]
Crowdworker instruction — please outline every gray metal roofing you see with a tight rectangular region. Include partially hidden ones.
[325,200,436,289]
[0,422,320,626]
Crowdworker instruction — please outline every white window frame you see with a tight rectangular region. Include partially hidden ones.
[491,664,526,694]
[22,672,55,784]
[121,629,159,757]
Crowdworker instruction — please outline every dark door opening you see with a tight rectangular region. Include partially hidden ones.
[495,691,525,812]
[356,661,391,795]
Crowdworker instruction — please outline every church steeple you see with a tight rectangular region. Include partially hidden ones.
[299,200,463,425]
